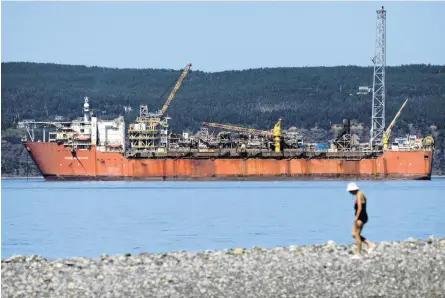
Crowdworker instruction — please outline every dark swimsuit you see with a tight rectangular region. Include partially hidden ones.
[354,198,368,224]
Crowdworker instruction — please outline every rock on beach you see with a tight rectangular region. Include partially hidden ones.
[2,238,445,298]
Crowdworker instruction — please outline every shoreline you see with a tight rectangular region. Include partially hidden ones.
[2,237,444,261]
[2,238,444,297]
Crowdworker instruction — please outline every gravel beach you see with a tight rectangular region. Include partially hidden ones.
[2,237,445,298]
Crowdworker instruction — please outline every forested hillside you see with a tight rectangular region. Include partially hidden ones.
[1,62,444,176]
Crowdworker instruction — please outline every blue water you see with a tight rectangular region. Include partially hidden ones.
[1,178,444,259]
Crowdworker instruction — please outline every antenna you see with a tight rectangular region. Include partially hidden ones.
[370,6,386,149]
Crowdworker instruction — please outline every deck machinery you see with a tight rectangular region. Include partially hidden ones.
[127,63,192,153]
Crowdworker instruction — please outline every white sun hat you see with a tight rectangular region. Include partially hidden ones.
[346,182,359,192]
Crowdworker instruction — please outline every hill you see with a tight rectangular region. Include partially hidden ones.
[1,62,444,176]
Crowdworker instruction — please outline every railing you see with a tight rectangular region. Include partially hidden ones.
[128,129,160,133]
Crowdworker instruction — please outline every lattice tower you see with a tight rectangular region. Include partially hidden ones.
[370,6,386,149]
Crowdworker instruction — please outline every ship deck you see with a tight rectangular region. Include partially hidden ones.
[124,149,384,160]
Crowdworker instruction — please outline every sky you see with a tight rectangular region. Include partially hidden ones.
[1,1,444,72]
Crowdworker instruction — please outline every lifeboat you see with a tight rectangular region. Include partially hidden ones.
[107,143,122,148]
[75,135,91,141]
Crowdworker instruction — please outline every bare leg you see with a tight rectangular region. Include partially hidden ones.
[360,224,375,250]
[352,221,363,256]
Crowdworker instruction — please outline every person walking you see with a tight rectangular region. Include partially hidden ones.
[347,182,375,257]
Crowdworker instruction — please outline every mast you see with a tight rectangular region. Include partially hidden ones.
[370,6,386,149]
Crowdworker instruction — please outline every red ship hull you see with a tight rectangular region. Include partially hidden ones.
[25,142,434,181]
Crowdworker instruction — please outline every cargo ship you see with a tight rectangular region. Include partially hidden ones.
[23,138,434,181]
[20,70,435,181]
[18,7,435,181]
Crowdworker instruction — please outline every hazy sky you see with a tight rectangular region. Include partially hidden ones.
[2,1,444,72]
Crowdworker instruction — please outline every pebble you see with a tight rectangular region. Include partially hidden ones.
[2,238,445,297]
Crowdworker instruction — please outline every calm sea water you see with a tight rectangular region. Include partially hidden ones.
[1,178,444,259]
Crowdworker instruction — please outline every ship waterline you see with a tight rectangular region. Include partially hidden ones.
[25,142,433,181]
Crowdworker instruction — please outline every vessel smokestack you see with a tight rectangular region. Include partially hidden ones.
[83,96,91,123]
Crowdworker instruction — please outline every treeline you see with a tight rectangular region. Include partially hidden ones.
[1,62,444,175]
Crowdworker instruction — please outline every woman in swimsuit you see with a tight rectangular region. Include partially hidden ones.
[347,182,374,257]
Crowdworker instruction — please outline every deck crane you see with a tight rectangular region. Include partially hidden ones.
[155,63,192,118]
[202,117,283,152]
[137,63,192,125]
[383,98,408,150]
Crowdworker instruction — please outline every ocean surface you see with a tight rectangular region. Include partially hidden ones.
[1,178,444,259]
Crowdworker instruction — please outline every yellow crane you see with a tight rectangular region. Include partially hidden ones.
[202,117,283,152]
[137,63,192,125]
[158,63,192,117]
[383,98,408,149]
